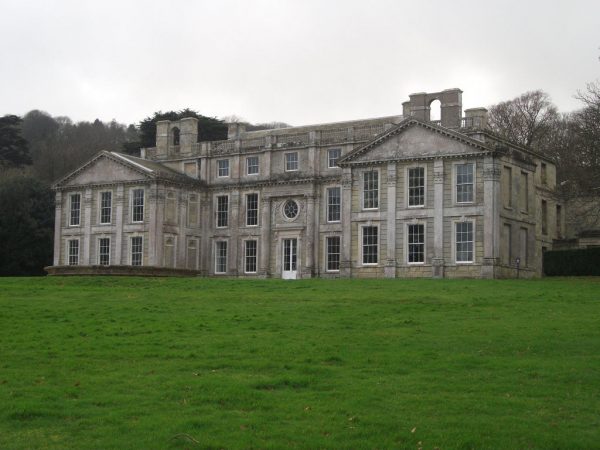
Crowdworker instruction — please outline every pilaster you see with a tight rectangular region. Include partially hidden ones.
[303,194,315,278]
[114,186,124,264]
[482,156,501,279]
[82,188,92,265]
[259,195,272,277]
[53,192,62,265]
[341,168,353,277]
[147,183,159,266]
[385,162,397,278]
[230,191,240,276]
[432,159,445,278]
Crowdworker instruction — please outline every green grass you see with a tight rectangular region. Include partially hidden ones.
[1,277,600,449]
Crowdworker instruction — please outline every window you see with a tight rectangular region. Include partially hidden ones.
[541,162,547,185]
[246,193,259,226]
[246,156,259,175]
[520,172,529,212]
[408,167,425,207]
[502,224,512,265]
[100,191,112,224]
[68,239,79,265]
[98,237,110,266]
[556,204,562,237]
[363,170,379,209]
[456,163,474,203]
[164,236,175,268]
[455,222,474,263]
[502,166,512,208]
[326,236,341,271]
[283,200,299,220]
[245,240,257,273]
[69,193,81,226]
[172,127,180,146]
[327,187,341,222]
[285,152,298,171]
[541,200,548,235]
[216,195,228,228]
[187,194,198,227]
[131,236,143,266]
[407,224,425,263]
[215,241,227,273]
[165,191,177,224]
[217,159,230,177]
[519,227,528,267]
[132,189,144,222]
[328,148,342,168]
[187,238,198,270]
[362,226,378,265]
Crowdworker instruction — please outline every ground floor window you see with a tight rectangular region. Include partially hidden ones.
[187,238,198,270]
[215,241,227,274]
[245,240,257,273]
[362,226,378,265]
[326,236,341,271]
[131,236,143,266]
[407,224,425,263]
[98,237,110,266]
[456,222,473,263]
[68,239,79,265]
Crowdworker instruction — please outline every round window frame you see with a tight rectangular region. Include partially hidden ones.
[283,199,299,220]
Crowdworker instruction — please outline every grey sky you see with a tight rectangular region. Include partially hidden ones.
[1,0,598,127]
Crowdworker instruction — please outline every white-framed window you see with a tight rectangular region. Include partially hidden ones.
[187,194,199,227]
[246,193,259,226]
[327,187,341,222]
[455,221,474,263]
[130,236,143,266]
[216,195,229,228]
[98,237,110,266]
[362,225,378,265]
[69,193,81,226]
[407,223,425,264]
[99,191,112,224]
[244,239,257,274]
[67,239,79,265]
[363,170,379,209]
[246,156,259,175]
[131,188,144,223]
[328,148,342,168]
[285,152,299,171]
[215,241,227,274]
[407,167,425,207]
[217,159,230,177]
[456,163,474,203]
[326,236,341,272]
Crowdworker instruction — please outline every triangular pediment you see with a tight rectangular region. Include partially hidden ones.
[341,119,490,164]
[54,151,152,188]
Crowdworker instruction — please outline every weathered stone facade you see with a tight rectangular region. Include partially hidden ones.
[48,88,560,278]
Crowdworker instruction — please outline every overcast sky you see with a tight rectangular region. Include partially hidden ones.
[1,0,598,127]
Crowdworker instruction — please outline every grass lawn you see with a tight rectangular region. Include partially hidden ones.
[1,277,599,449]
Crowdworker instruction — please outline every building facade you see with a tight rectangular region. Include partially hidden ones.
[47,88,561,278]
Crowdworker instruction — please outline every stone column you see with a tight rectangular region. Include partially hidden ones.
[147,183,159,266]
[114,185,124,264]
[303,194,315,278]
[200,193,211,276]
[313,189,321,275]
[230,191,239,276]
[341,168,353,277]
[82,188,92,265]
[385,162,397,278]
[482,156,501,279]
[432,159,445,278]
[259,195,272,277]
[53,192,62,266]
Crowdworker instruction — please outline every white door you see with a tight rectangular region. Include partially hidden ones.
[282,238,298,279]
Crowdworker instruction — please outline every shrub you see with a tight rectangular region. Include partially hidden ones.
[543,248,600,276]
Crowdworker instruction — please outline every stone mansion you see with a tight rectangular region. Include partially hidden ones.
[47,88,561,278]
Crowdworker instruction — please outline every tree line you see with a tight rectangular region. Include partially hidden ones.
[0,83,599,275]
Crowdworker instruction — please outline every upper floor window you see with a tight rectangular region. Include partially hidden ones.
[69,193,81,226]
[327,187,341,222]
[172,127,180,146]
[246,193,259,226]
[541,162,547,185]
[132,189,144,223]
[363,170,379,209]
[216,195,229,228]
[68,239,79,265]
[408,167,425,207]
[456,221,474,263]
[217,159,230,177]
[285,152,298,172]
[246,156,259,175]
[100,191,112,224]
[328,148,342,168]
[456,163,474,203]
[187,194,199,227]
[520,171,529,212]
[502,166,512,209]
[541,199,548,235]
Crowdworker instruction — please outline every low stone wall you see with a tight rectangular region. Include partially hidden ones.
[45,265,202,277]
